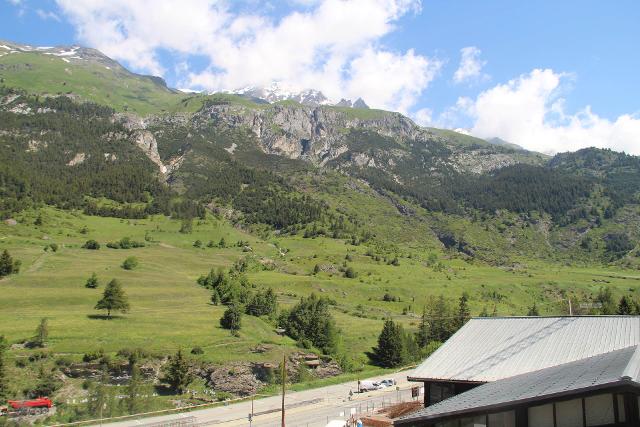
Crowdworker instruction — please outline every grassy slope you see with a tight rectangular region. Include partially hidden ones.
[0,51,201,115]
[2,207,639,364]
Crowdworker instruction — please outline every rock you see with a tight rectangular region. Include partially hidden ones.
[67,152,86,166]
[4,218,17,226]
[132,130,167,173]
[207,362,264,396]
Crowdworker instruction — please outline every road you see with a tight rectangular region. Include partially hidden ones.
[103,369,417,427]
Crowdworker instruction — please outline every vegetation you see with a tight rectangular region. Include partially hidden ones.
[33,318,49,348]
[279,294,338,354]
[220,305,242,334]
[162,349,194,394]
[0,249,20,277]
[85,272,99,289]
[95,279,130,318]
[122,256,139,270]
[0,336,7,401]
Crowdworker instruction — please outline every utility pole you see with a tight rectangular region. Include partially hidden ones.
[281,353,286,427]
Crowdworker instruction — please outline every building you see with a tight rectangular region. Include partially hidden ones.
[396,316,640,427]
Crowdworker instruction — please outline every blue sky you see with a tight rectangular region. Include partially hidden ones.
[1,0,639,154]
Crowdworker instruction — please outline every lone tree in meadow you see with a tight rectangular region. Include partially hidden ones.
[95,279,130,318]
[33,318,49,348]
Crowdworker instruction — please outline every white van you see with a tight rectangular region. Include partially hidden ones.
[359,380,382,392]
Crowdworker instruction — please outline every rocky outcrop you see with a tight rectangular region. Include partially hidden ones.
[67,152,86,166]
[132,130,166,173]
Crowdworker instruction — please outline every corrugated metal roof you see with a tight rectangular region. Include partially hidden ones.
[397,345,640,424]
[410,316,640,382]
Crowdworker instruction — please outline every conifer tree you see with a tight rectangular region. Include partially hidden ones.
[95,279,130,318]
[220,305,242,334]
[618,296,633,315]
[373,320,405,368]
[33,318,49,348]
[162,349,194,394]
[455,292,471,329]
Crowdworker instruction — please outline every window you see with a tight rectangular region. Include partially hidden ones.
[556,399,583,427]
[585,394,614,426]
[528,404,554,427]
[430,383,456,405]
[488,411,515,427]
[617,394,625,422]
[460,415,486,427]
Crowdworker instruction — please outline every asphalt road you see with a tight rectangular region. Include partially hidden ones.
[102,369,417,427]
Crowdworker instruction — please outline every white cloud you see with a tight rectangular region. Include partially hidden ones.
[462,69,640,155]
[453,46,486,84]
[55,0,439,113]
[36,9,61,22]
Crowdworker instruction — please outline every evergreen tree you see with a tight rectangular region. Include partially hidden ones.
[617,296,633,315]
[220,305,242,333]
[416,307,430,348]
[527,302,540,316]
[279,294,338,354]
[0,250,17,277]
[87,373,111,418]
[162,349,194,394]
[246,288,278,316]
[95,279,130,318]
[86,272,99,289]
[373,320,405,368]
[33,318,49,348]
[455,292,471,329]
[0,336,8,401]
[125,362,146,414]
[31,365,62,397]
[596,287,616,314]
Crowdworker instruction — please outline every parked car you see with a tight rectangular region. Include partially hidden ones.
[379,378,397,388]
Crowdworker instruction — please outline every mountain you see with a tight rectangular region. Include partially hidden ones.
[486,136,526,151]
[230,81,369,108]
[0,40,639,265]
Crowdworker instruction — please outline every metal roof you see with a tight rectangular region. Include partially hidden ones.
[397,345,640,424]
[409,316,640,383]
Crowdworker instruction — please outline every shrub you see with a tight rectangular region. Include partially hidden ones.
[85,272,99,289]
[83,349,106,363]
[220,305,242,333]
[344,266,358,278]
[190,346,204,355]
[107,237,145,249]
[82,240,100,250]
[122,257,139,270]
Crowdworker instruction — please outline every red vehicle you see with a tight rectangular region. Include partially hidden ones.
[1,398,53,417]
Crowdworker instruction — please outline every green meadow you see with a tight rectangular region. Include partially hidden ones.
[1,206,638,368]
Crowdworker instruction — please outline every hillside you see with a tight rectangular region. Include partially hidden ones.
[0,41,639,424]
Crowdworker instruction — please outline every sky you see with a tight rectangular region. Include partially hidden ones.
[1,0,639,155]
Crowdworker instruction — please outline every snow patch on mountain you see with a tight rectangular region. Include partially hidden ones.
[228,82,368,109]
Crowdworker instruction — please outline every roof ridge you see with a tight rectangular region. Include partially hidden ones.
[622,344,640,381]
